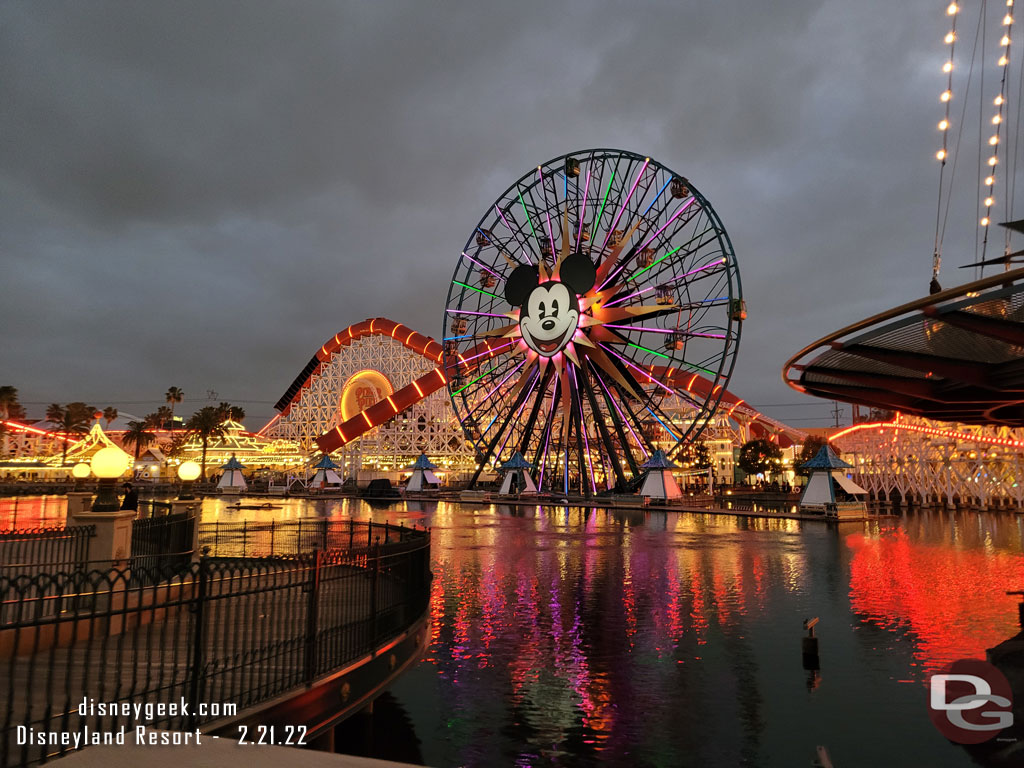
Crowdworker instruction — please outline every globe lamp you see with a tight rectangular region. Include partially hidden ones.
[178,460,201,500]
[90,446,131,511]
[72,461,91,490]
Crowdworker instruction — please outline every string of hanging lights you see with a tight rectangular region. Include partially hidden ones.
[980,1,1013,236]
[932,2,961,291]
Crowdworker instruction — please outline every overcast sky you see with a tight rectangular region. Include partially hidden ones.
[1,1,1013,429]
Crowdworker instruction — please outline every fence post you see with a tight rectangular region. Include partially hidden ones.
[188,560,208,730]
[370,542,379,646]
[305,550,322,683]
[349,518,354,550]
[242,520,248,557]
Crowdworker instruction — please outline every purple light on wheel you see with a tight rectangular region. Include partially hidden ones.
[591,366,649,458]
[597,342,678,397]
[602,158,650,250]
[462,252,502,280]
[603,258,726,308]
[458,340,515,365]
[602,325,726,339]
[637,196,697,252]
[576,168,592,246]
[446,309,510,318]
[537,376,559,488]
[568,365,596,494]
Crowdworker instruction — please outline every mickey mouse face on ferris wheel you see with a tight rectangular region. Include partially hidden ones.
[504,250,597,357]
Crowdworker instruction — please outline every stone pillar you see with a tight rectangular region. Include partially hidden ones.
[69,509,136,570]
[65,492,94,524]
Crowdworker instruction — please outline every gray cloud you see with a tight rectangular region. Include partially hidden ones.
[0,0,1004,428]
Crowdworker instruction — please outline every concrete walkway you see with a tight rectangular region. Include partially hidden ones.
[55,734,422,768]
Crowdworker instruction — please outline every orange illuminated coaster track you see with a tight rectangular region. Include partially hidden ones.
[783,268,1024,427]
[270,317,515,454]
[272,317,806,454]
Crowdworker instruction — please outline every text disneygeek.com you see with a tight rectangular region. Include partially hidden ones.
[16,697,238,749]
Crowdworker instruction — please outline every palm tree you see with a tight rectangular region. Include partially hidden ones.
[154,405,173,429]
[122,420,156,461]
[0,386,19,420]
[48,402,95,465]
[45,403,64,426]
[165,387,184,431]
[102,406,118,426]
[227,405,245,423]
[185,406,228,480]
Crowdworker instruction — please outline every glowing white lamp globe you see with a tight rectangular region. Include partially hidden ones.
[72,462,91,480]
[178,461,201,482]
[90,446,131,479]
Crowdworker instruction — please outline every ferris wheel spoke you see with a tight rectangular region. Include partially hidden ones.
[590,368,642,477]
[590,366,651,460]
[578,364,628,487]
[494,202,539,263]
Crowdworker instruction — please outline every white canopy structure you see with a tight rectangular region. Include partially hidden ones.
[498,452,537,495]
[310,454,344,488]
[799,445,867,515]
[406,453,440,492]
[217,454,248,492]
[638,450,683,500]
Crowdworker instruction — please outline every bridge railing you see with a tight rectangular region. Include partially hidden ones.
[0,522,430,767]
[0,525,95,571]
[197,518,420,558]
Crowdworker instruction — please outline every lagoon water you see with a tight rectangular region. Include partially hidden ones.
[4,495,1022,766]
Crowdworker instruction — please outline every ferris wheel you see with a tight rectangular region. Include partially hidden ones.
[443,149,743,493]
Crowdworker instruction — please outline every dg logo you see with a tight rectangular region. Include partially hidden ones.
[929,659,1014,744]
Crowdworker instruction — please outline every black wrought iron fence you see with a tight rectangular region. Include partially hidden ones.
[197,518,420,558]
[0,526,95,571]
[0,522,430,767]
[131,514,195,574]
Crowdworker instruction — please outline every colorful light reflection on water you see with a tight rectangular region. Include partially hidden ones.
[3,496,1020,766]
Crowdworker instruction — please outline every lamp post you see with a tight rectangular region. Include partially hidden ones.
[177,460,201,500]
[90,446,131,512]
[72,462,91,490]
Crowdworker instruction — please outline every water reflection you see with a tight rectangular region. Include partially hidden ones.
[3,496,1018,766]
[847,511,1024,678]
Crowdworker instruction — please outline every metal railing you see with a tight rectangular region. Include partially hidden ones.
[0,526,95,571]
[1,522,431,767]
[131,514,196,574]
[198,518,420,558]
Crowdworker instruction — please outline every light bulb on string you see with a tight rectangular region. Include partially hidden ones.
[982,216,991,226]
[999,55,1009,66]
[990,135,1000,145]
[937,149,947,160]
[989,155,999,166]
[946,31,957,43]
[993,114,1003,124]
[1004,14,1014,24]
[986,175,996,185]
[996,94,1005,105]
[948,2,959,13]
[941,90,952,102]
[939,119,950,130]
[985,197,995,207]
[1002,35,1011,45]
[943,61,954,72]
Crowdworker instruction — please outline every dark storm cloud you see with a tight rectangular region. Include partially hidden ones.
[0,0,967,426]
